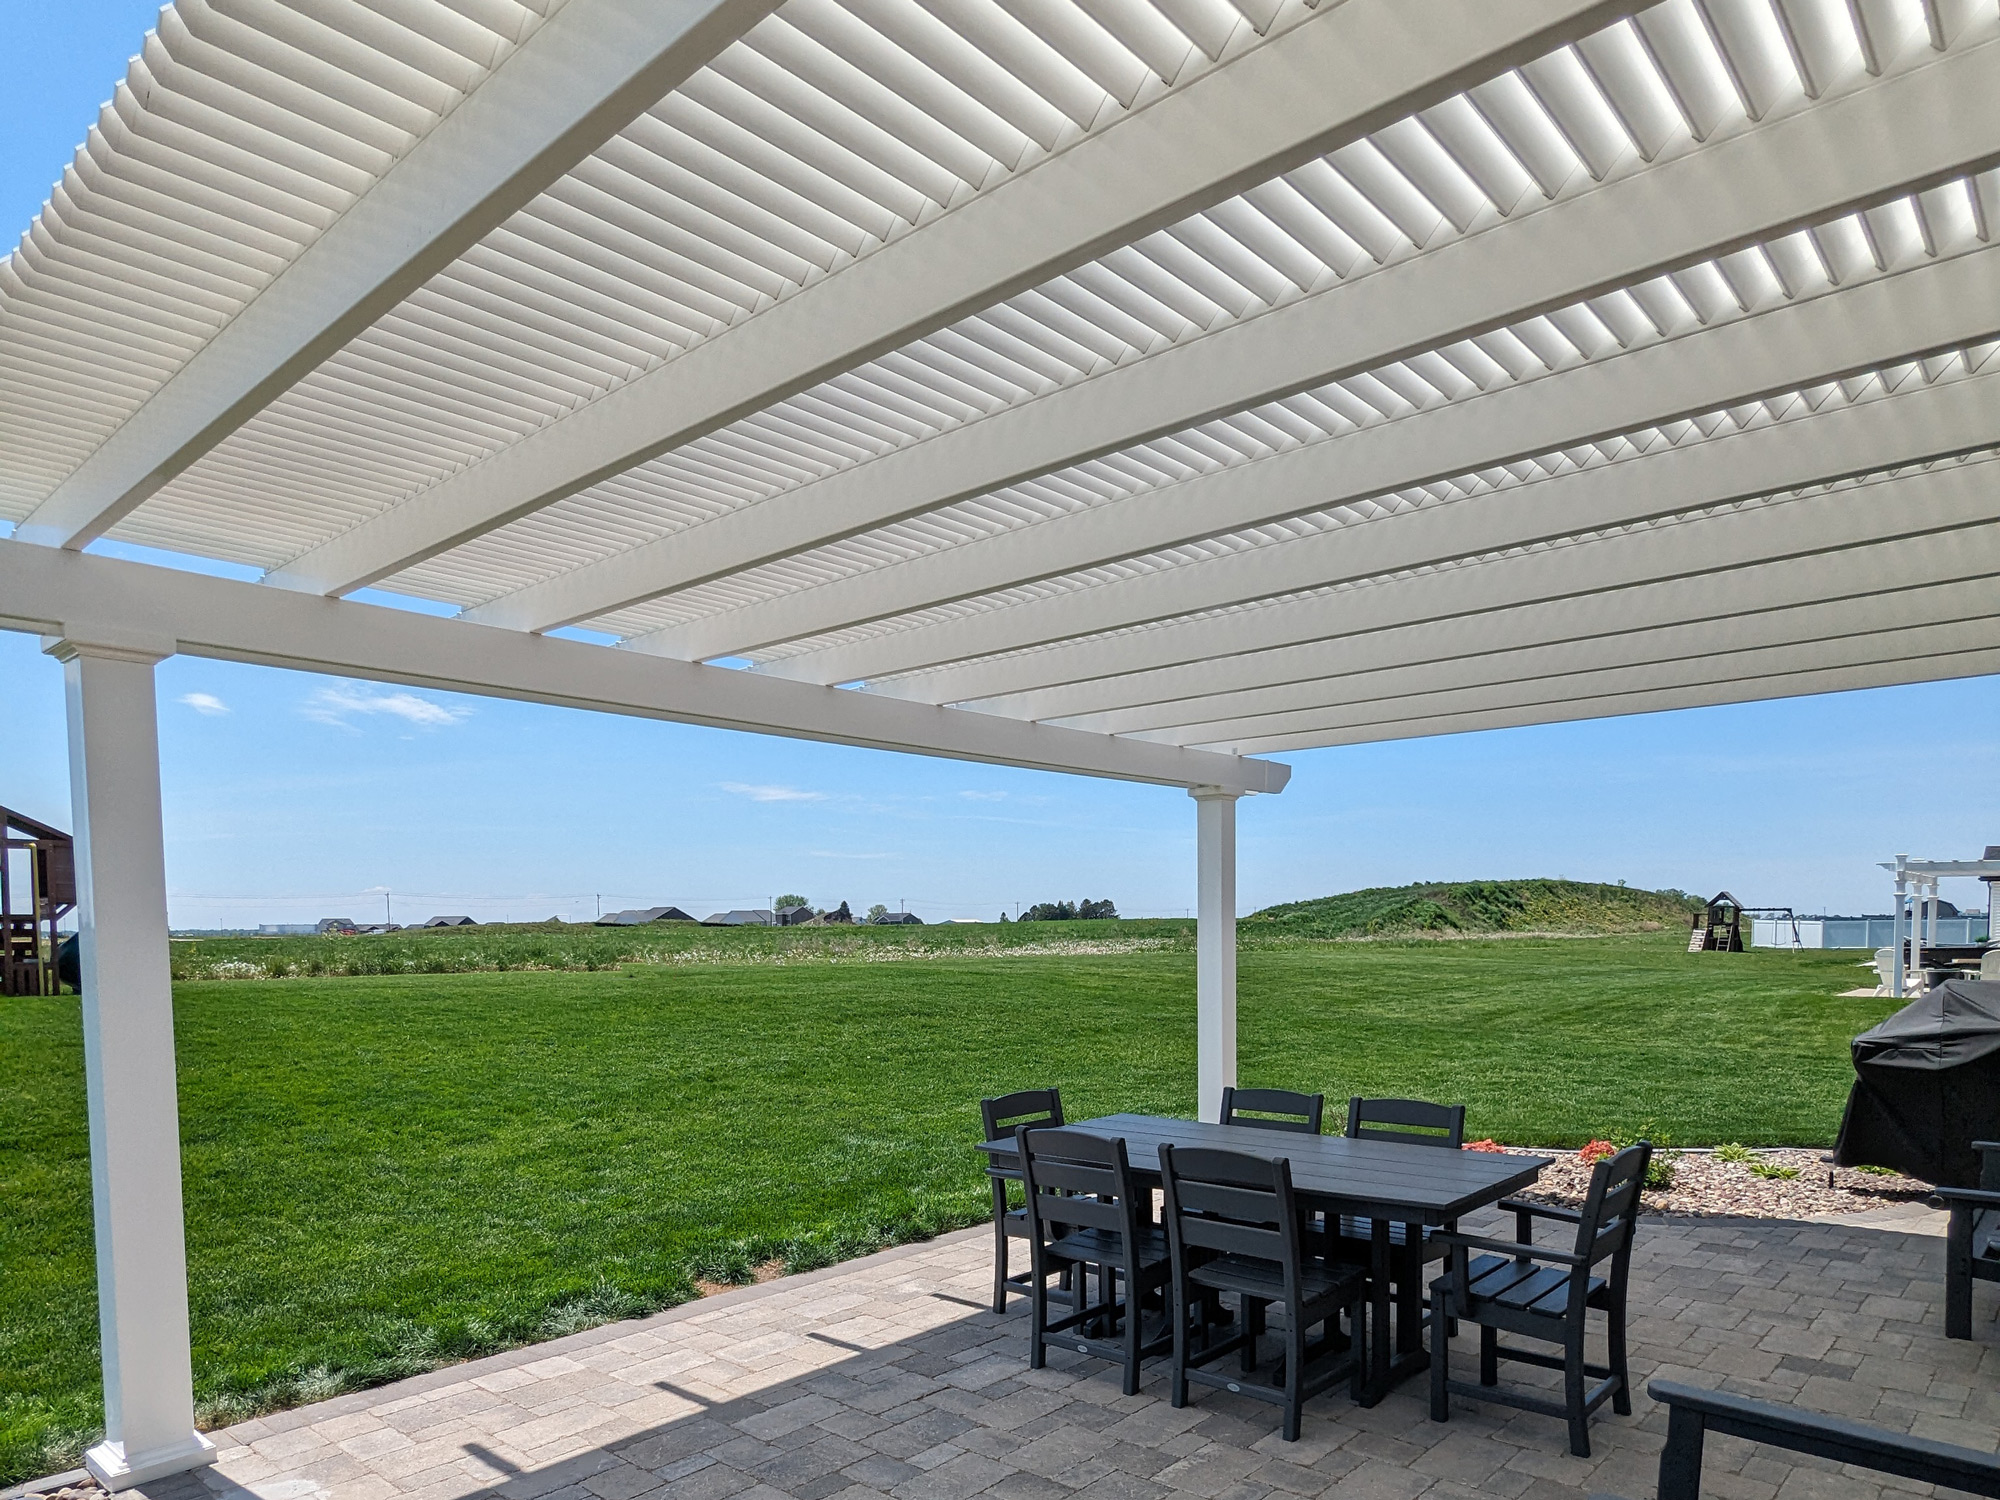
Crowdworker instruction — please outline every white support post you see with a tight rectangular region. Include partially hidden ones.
[1912,879,1928,986]
[44,635,215,1491]
[1190,788,1240,1123]
[1891,858,1908,998]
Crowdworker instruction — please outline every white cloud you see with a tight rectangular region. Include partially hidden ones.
[719,781,828,803]
[959,790,1007,801]
[303,682,469,729]
[179,692,229,716]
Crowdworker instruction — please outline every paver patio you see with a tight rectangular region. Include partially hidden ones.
[90,1206,1999,1500]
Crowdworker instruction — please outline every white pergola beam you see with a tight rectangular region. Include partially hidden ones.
[483,41,2000,640]
[0,543,1286,795]
[875,446,2000,711]
[265,0,1637,599]
[1205,628,2000,755]
[755,249,2000,689]
[1110,573,2000,742]
[1030,527,2000,733]
[12,0,784,552]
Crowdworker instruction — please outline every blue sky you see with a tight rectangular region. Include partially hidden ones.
[4,4,1998,929]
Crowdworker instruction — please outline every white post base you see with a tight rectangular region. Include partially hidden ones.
[85,1432,218,1491]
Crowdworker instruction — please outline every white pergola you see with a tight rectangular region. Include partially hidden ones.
[4,0,1999,1486]
[1881,851,2000,993]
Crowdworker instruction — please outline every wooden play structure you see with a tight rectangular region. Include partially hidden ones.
[1687,891,1746,953]
[2,805,76,995]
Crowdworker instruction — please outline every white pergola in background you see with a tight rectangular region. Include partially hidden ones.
[4,0,1999,1485]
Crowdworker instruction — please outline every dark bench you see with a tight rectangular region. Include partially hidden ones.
[1599,1381,2000,1500]
[1941,1140,2000,1340]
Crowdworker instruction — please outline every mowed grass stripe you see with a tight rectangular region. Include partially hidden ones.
[0,934,1885,1482]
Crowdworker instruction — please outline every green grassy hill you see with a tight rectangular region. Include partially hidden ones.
[1244,879,1705,939]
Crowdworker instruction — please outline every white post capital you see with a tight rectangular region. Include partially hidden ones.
[58,646,214,1490]
[1191,788,1239,1123]
[42,629,175,666]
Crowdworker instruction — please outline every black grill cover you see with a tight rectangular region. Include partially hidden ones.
[1833,979,2000,1187]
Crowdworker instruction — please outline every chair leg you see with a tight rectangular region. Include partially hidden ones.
[1123,1266,1143,1397]
[1170,1275,1190,1410]
[1243,1298,1264,1372]
[1609,1299,1632,1417]
[1478,1325,1498,1387]
[990,1180,1011,1315]
[1564,1329,1591,1459]
[1429,1300,1450,1422]
[1028,1253,1048,1370]
[1946,1207,1973,1340]
[1348,1290,1367,1402]
[1282,1305,1306,1441]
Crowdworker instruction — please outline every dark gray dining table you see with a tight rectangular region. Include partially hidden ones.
[979,1113,1551,1404]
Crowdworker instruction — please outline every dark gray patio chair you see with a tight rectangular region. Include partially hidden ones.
[1159,1143,1365,1440]
[979,1089,1065,1313]
[1219,1086,1324,1133]
[1329,1098,1468,1336]
[1942,1139,2000,1339]
[1628,1381,2000,1499]
[1018,1126,1174,1395]
[1429,1141,1650,1458]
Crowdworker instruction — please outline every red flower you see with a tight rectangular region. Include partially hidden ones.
[1579,1139,1617,1165]
[1464,1138,1506,1153]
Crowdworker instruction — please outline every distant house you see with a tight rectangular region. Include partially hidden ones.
[595,906,695,926]
[420,915,477,927]
[873,911,924,925]
[316,917,358,934]
[355,924,402,934]
[701,909,774,926]
[776,905,816,926]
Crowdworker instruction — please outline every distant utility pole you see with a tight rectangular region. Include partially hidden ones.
[384,890,391,923]
[595,893,601,918]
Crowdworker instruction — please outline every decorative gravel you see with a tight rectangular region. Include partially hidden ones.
[1495,1145,1933,1219]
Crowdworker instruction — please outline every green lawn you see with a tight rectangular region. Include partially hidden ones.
[0,931,1887,1482]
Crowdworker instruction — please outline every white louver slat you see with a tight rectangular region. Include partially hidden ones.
[245,0,1638,595]
[5,0,1999,766]
[425,0,2000,638]
[6,0,789,547]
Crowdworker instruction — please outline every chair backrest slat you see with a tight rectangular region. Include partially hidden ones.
[1160,1143,1305,1294]
[1018,1126,1142,1246]
[1220,1086,1324,1134]
[1573,1142,1651,1263]
[982,1088,1062,1141]
[1346,1096,1466,1149]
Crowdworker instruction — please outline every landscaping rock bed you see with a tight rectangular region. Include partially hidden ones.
[1498,1145,1932,1219]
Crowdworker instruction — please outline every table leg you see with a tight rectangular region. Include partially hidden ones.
[1396,1235,1425,1356]
[1363,1219,1392,1406]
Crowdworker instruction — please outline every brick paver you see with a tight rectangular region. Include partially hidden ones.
[119,1208,1999,1500]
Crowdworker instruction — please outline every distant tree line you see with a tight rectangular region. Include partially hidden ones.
[1011,898,1118,921]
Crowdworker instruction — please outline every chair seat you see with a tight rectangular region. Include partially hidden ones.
[1045,1224,1170,1269]
[1002,1205,1032,1238]
[1438,1253,1608,1317]
[1189,1252,1364,1308]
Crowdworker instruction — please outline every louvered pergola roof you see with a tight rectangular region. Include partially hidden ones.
[5,0,2000,787]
